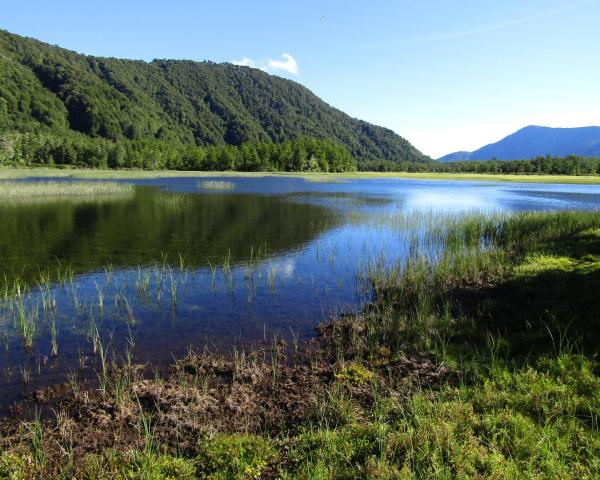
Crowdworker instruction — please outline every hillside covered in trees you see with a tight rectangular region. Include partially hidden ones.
[0,29,427,170]
[363,155,600,175]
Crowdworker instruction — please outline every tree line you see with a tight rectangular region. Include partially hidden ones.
[0,132,356,172]
[0,29,426,166]
[360,155,600,176]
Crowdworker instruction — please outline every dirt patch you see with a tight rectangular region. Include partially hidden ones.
[0,322,451,475]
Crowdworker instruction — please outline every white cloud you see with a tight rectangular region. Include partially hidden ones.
[232,57,258,68]
[231,53,299,75]
[267,53,299,75]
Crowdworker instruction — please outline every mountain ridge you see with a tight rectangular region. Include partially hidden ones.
[0,29,427,165]
[439,125,600,162]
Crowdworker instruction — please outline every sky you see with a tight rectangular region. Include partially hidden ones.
[2,0,600,158]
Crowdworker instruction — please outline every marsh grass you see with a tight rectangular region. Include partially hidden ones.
[1,210,600,479]
[3,166,600,184]
[198,180,236,190]
[0,181,134,203]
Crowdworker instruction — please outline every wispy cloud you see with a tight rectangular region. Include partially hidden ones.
[368,0,598,49]
[232,53,299,75]
[267,53,299,75]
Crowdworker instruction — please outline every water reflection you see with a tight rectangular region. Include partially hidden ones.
[0,187,339,282]
[0,175,599,412]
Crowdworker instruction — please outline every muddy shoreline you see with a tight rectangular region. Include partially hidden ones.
[0,316,450,475]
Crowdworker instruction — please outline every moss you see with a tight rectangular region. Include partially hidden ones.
[514,254,578,276]
[195,434,276,480]
[335,362,375,387]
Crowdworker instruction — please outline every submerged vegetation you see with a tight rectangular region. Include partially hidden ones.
[1,209,599,478]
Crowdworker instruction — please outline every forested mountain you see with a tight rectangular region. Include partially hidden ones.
[0,29,426,168]
[439,126,600,162]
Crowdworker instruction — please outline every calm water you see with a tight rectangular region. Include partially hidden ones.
[1,176,599,412]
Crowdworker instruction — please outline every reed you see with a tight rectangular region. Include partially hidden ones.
[169,272,177,306]
[198,180,235,190]
[267,263,277,290]
[95,331,110,396]
[20,366,31,384]
[136,397,155,453]
[95,281,104,312]
[0,181,134,199]
[50,317,59,357]
[22,410,45,468]
[15,301,36,350]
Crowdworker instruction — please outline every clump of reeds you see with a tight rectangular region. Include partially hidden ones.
[198,180,235,190]
[0,181,135,202]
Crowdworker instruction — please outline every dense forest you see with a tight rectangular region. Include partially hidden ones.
[362,155,600,175]
[0,132,356,171]
[2,130,598,175]
[0,29,426,170]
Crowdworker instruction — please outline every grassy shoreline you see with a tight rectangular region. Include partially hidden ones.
[2,166,600,184]
[1,211,599,478]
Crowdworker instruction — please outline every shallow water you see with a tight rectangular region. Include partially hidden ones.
[1,176,599,412]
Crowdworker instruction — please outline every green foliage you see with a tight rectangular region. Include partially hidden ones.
[195,434,276,479]
[0,452,32,480]
[0,29,426,167]
[396,355,600,478]
[362,155,600,175]
[282,423,393,479]
[335,362,375,387]
[0,131,356,172]
[82,450,196,479]
[281,354,600,479]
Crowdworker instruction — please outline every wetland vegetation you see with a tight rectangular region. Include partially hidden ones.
[1,10,598,480]
[0,181,134,201]
[0,197,599,478]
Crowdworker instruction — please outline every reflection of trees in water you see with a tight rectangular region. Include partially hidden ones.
[0,187,339,284]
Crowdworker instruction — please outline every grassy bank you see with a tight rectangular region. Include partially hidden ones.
[2,166,600,184]
[1,211,599,478]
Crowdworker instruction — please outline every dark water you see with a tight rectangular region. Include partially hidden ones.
[1,176,599,412]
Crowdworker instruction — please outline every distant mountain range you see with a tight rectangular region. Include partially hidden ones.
[0,29,426,166]
[438,126,600,162]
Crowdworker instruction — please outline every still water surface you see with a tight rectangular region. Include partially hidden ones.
[1,176,599,411]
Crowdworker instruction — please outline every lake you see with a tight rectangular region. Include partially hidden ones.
[1,176,599,412]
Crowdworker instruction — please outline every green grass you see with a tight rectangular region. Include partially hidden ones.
[2,166,600,183]
[0,180,134,202]
[342,171,600,184]
[279,354,600,478]
[1,210,599,478]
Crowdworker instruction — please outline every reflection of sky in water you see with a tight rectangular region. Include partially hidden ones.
[134,175,600,213]
[403,189,505,213]
[1,175,599,412]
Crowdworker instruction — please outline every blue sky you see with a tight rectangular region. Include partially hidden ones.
[3,0,600,157]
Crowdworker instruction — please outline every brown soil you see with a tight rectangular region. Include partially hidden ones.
[0,319,451,475]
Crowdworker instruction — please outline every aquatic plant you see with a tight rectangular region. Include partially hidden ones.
[198,180,236,190]
[0,181,135,202]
